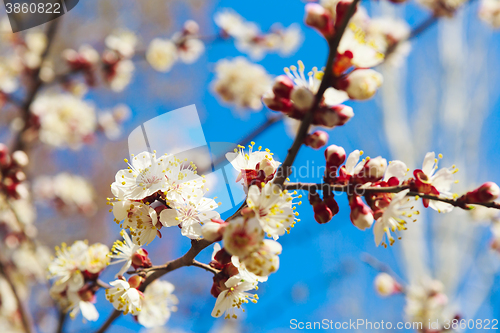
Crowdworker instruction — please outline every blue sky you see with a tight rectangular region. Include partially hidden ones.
[52,0,500,332]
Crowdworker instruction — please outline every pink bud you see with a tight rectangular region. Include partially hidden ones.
[304,131,329,149]
[128,275,145,289]
[304,3,334,36]
[272,75,294,99]
[349,196,374,230]
[183,20,200,35]
[131,248,152,269]
[325,144,346,168]
[341,69,383,100]
[262,92,293,113]
[0,143,10,167]
[314,105,354,128]
[464,182,500,203]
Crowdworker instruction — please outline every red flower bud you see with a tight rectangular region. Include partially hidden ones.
[463,182,500,204]
[325,144,346,168]
[324,194,340,216]
[128,275,145,289]
[335,0,357,30]
[313,105,354,128]
[305,3,335,37]
[272,75,294,99]
[131,248,152,269]
[304,131,329,149]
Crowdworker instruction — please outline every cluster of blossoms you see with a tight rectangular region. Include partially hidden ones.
[313,145,500,247]
[109,151,220,244]
[215,9,303,60]
[33,173,97,217]
[48,240,109,321]
[62,30,137,92]
[27,92,129,150]
[212,57,273,111]
[146,20,205,73]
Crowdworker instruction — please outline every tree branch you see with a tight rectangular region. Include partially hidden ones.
[191,260,219,274]
[0,259,33,333]
[13,19,60,152]
[283,182,500,210]
[273,0,361,186]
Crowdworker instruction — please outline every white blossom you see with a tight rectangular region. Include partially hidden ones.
[105,279,143,315]
[146,38,178,72]
[137,280,178,328]
[31,94,96,149]
[212,57,272,111]
[211,275,258,319]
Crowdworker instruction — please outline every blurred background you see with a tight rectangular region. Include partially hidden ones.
[1,0,500,332]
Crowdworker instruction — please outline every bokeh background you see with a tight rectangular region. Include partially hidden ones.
[2,0,500,332]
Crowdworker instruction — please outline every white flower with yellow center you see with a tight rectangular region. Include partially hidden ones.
[67,290,99,322]
[137,280,179,328]
[225,142,280,183]
[373,189,418,247]
[83,243,110,274]
[105,279,143,316]
[146,38,178,72]
[211,275,258,319]
[109,230,141,277]
[162,156,204,204]
[112,199,161,246]
[159,194,220,239]
[240,239,282,277]
[246,183,300,239]
[111,151,170,200]
[284,61,349,107]
[48,241,87,294]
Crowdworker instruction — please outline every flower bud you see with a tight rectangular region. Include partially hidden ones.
[262,92,293,113]
[78,287,96,302]
[334,0,356,29]
[325,144,346,168]
[223,217,264,257]
[201,219,227,242]
[463,182,500,203]
[128,275,145,289]
[342,69,383,100]
[183,20,200,35]
[349,196,374,230]
[0,143,10,167]
[374,273,401,296]
[272,75,294,99]
[131,248,152,269]
[291,86,314,111]
[359,156,387,181]
[324,193,340,216]
[314,105,354,128]
[304,131,329,149]
[314,202,333,224]
[304,3,334,36]
[12,151,28,167]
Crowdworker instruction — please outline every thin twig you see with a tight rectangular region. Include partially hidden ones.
[0,259,32,333]
[360,253,406,293]
[191,260,219,274]
[55,310,67,333]
[273,0,361,186]
[13,19,60,152]
[93,310,121,333]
